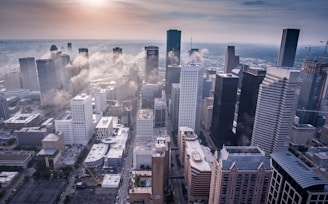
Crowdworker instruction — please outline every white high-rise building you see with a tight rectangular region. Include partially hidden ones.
[251,67,300,156]
[71,94,94,145]
[55,111,74,145]
[94,89,107,115]
[136,109,153,137]
[178,64,204,133]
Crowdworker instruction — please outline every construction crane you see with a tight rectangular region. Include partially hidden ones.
[83,162,102,185]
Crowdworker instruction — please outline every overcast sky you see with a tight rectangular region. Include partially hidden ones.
[0,0,327,45]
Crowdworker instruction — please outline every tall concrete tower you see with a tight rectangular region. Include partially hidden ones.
[145,46,159,84]
[251,67,300,156]
[19,57,39,91]
[178,64,204,133]
[277,28,300,67]
[36,59,57,106]
[224,46,239,74]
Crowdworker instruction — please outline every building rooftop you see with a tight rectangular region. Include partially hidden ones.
[42,133,60,142]
[85,144,109,163]
[219,146,271,170]
[271,151,328,189]
[37,148,58,156]
[96,117,113,129]
[0,151,34,162]
[5,113,40,124]
[15,126,47,133]
[134,136,156,152]
[185,140,211,171]
[102,174,121,188]
[137,109,153,120]
[57,111,72,120]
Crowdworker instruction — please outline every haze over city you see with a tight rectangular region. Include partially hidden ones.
[0,0,327,45]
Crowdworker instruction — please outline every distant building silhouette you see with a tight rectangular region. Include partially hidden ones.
[251,67,300,156]
[19,57,39,91]
[224,46,239,74]
[0,94,10,120]
[4,72,22,91]
[277,28,300,67]
[236,68,266,145]
[36,59,57,106]
[178,64,204,133]
[113,47,123,69]
[297,60,328,125]
[145,46,159,84]
[211,74,238,148]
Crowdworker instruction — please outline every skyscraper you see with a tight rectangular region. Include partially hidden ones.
[209,146,272,204]
[178,64,204,133]
[19,57,39,91]
[224,46,240,74]
[211,74,239,148]
[170,83,180,131]
[166,65,181,98]
[145,46,159,84]
[297,60,328,125]
[36,59,57,106]
[113,47,123,70]
[236,68,266,145]
[251,67,300,156]
[277,28,300,67]
[71,94,94,145]
[0,94,10,120]
[269,151,328,203]
[166,29,181,67]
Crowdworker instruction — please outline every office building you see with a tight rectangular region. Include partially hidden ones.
[211,73,238,148]
[178,127,198,164]
[251,67,300,156]
[136,109,154,137]
[15,127,49,147]
[95,117,113,140]
[4,71,22,91]
[94,89,107,115]
[188,48,201,63]
[4,113,40,130]
[277,28,300,67]
[269,151,328,203]
[224,46,240,74]
[19,57,39,91]
[170,83,180,131]
[165,65,181,97]
[154,98,166,128]
[0,94,10,120]
[236,68,266,145]
[297,60,328,125]
[36,59,57,106]
[141,83,162,109]
[184,138,212,203]
[209,146,272,204]
[42,132,65,151]
[178,64,204,133]
[55,111,74,145]
[145,46,159,84]
[166,29,181,67]
[113,47,123,70]
[201,97,213,131]
[152,136,170,204]
[71,94,94,145]
[290,122,316,146]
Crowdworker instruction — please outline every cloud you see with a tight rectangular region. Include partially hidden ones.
[242,1,265,6]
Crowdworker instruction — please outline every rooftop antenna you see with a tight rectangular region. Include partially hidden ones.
[190,32,193,50]
[320,40,328,64]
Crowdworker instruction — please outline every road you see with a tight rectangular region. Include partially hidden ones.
[118,129,135,204]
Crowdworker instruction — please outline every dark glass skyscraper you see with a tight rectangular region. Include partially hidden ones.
[166,29,181,67]
[236,68,266,145]
[19,57,39,91]
[166,29,181,96]
[224,46,239,74]
[277,28,300,67]
[36,59,57,106]
[145,46,159,84]
[297,60,328,125]
[211,74,238,148]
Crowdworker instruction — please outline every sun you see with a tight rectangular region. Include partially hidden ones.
[84,0,107,7]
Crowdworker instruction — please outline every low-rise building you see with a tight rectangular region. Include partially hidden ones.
[95,117,113,140]
[84,143,109,168]
[15,126,49,147]
[4,113,40,129]
[0,171,19,188]
[102,174,121,188]
[0,151,34,168]
[42,132,65,151]
[35,148,61,169]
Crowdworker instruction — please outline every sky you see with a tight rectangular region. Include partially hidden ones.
[0,0,327,45]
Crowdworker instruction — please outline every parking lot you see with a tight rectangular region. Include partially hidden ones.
[9,178,66,204]
[70,186,118,204]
